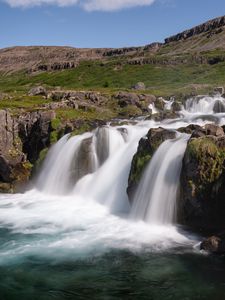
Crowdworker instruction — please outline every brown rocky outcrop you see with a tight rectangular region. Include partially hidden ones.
[0,110,30,192]
[115,92,156,114]
[0,109,56,192]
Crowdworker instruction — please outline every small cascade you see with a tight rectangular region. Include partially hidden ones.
[149,103,158,115]
[183,95,225,114]
[36,125,143,200]
[36,133,94,195]
[131,133,189,225]
[164,98,174,111]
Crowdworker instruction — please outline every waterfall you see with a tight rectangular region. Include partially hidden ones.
[36,125,148,213]
[164,98,174,111]
[183,95,225,114]
[37,126,124,195]
[37,133,97,195]
[131,133,189,225]
[148,103,158,114]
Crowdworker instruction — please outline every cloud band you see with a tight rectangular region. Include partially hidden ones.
[2,0,156,11]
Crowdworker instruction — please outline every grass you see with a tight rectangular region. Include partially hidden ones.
[0,57,225,98]
[0,96,51,110]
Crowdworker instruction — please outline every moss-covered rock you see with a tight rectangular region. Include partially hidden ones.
[179,126,225,231]
[127,128,176,202]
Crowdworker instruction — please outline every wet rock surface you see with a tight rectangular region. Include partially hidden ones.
[200,234,225,254]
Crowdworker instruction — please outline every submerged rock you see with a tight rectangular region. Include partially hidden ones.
[213,100,225,113]
[72,137,97,183]
[200,234,225,254]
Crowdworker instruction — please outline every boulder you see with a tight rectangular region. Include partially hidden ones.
[191,124,224,138]
[179,125,225,231]
[154,98,165,111]
[200,235,225,254]
[28,86,47,97]
[214,87,224,95]
[132,82,146,90]
[115,92,140,108]
[171,101,182,112]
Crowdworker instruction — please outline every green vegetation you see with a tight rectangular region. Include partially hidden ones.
[34,148,49,173]
[129,153,152,187]
[0,95,50,110]
[0,57,225,97]
[188,137,225,184]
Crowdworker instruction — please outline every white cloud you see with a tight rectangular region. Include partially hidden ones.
[3,0,156,11]
[83,0,156,11]
[3,0,78,7]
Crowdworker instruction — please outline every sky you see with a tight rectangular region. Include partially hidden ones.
[0,0,225,49]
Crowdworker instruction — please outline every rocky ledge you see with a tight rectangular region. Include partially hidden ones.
[165,15,225,43]
[0,87,168,192]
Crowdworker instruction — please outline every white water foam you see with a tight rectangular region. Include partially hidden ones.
[1,94,225,264]
[0,191,198,265]
[131,133,189,224]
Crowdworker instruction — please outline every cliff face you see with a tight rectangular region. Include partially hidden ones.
[0,109,54,192]
[165,16,225,43]
[0,43,161,74]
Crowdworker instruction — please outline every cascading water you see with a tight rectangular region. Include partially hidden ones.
[183,94,225,114]
[36,124,149,214]
[164,98,174,111]
[1,94,225,266]
[36,132,97,195]
[148,103,158,114]
[131,133,189,225]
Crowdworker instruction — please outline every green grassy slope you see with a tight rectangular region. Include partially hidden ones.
[1,59,225,97]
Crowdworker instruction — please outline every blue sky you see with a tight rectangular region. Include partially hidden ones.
[0,0,225,49]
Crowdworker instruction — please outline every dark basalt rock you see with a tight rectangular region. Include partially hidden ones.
[18,111,55,163]
[0,109,55,192]
[171,101,182,112]
[178,124,225,231]
[0,110,32,192]
[127,128,176,202]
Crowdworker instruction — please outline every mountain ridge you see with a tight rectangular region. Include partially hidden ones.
[0,14,225,73]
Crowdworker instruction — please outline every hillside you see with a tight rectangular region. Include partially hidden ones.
[0,15,225,97]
